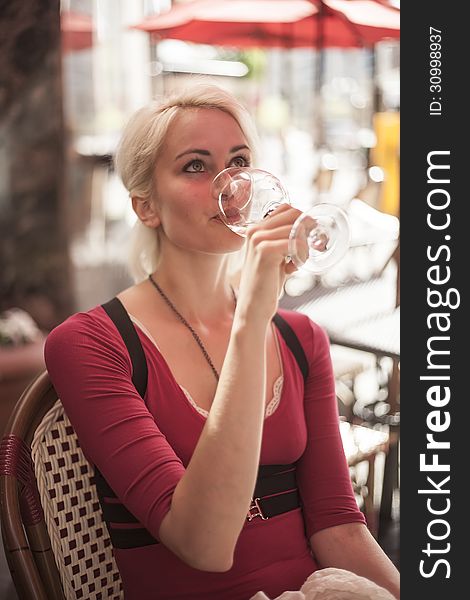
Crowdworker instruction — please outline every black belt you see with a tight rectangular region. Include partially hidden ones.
[95,463,300,549]
[247,463,300,521]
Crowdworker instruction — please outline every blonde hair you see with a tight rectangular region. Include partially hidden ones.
[114,81,260,282]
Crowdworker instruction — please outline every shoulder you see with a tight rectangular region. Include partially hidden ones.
[46,305,112,342]
[44,305,127,363]
[276,308,329,352]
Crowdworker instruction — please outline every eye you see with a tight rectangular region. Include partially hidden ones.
[230,155,250,168]
[184,159,206,173]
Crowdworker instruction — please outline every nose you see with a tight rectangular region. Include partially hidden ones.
[211,167,230,200]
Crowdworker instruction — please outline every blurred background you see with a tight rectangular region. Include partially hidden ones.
[0,1,400,595]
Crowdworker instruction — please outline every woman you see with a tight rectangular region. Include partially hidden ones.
[45,82,399,600]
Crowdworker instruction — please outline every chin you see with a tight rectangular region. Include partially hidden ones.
[209,221,245,248]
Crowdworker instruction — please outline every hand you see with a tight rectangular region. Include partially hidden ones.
[235,204,302,323]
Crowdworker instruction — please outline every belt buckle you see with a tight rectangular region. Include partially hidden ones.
[247,497,268,522]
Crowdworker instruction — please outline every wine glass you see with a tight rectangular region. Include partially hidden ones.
[211,166,350,274]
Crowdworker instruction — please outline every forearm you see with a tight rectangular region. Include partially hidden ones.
[159,316,269,571]
[310,523,400,599]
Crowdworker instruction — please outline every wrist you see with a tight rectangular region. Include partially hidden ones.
[232,309,270,338]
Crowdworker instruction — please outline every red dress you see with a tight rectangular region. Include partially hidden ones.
[44,306,365,600]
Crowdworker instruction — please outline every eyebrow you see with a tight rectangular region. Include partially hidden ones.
[175,145,250,160]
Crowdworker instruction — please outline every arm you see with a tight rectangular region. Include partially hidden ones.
[292,319,399,597]
[158,316,269,571]
[295,320,367,537]
[310,523,400,599]
[159,205,301,571]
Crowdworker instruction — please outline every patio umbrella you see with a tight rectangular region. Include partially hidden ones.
[132,0,399,145]
[61,10,94,54]
[132,0,399,49]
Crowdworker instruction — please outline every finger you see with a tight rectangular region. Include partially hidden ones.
[264,204,301,224]
[251,238,291,262]
[247,224,293,243]
[268,211,302,230]
[247,207,301,236]
[284,262,298,275]
[265,202,291,216]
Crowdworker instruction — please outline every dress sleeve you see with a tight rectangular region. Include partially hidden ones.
[44,310,185,539]
[295,318,366,539]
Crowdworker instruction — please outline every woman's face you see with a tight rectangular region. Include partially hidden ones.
[152,107,251,255]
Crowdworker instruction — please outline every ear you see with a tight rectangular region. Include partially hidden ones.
[132,196,161,228]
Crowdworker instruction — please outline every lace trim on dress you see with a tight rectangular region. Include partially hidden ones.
[180,375,284,420]
[265,375,284,417]
[129,314,284,420]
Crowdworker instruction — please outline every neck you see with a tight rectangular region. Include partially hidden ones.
[149,247,237,326]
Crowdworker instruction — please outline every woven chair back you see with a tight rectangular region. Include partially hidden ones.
[0,371,123,600]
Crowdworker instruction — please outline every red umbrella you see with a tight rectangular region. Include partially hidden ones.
[132,0,399,146]
[61,10,94,53]
[132,0,399,49]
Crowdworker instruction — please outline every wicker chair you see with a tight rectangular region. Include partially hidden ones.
[0,370,123,600]
[1,370,390,599]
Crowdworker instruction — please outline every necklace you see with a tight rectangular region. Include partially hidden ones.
[148,274,236,382]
